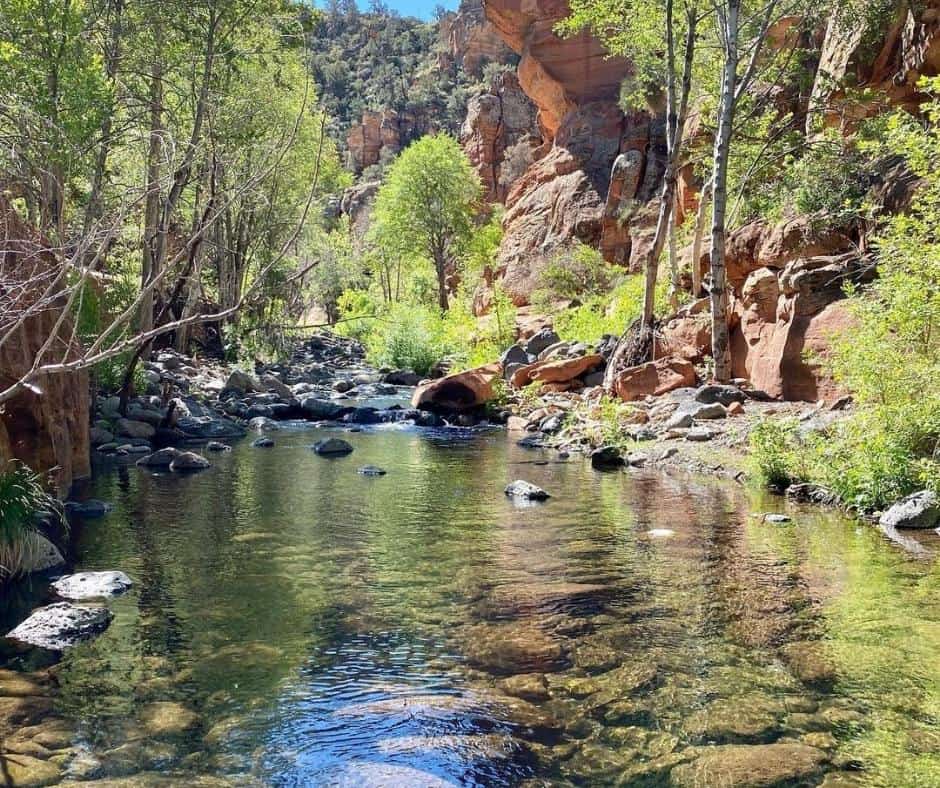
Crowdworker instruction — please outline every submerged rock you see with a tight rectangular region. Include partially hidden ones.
[504,480,550,500]
[879,490,940,529]
[498,673,550,702]
[671,742,827,787]
[312,438,354,456]
[51,571,133,600]
[7,602,113,650]
[251,437,275,448]
[464,622,568,675]
[683,695,783,743]
[64,499,112,518]
[139,701,201,737]
[330,762,458,788]
[205,441,231,452]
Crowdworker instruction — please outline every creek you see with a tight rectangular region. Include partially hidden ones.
[1,419,939,786]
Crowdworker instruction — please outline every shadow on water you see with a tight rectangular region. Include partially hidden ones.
[2,421,940,786]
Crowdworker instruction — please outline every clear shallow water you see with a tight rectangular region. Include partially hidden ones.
[2,422,940,786]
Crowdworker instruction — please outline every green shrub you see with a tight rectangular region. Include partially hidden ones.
[0,462,60,581]
[533,243,613,308]
[93,352,149,395]
[364,303,450,375]
[553,274,674,344]
[748,419,805,489]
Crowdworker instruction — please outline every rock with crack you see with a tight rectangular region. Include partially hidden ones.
[7,602,113,650]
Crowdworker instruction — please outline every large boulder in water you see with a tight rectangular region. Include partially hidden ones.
[6,602,113,650]
[412,363,501,411]
[879,490,940,529]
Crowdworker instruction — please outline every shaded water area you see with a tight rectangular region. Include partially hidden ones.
[2,422,940,786]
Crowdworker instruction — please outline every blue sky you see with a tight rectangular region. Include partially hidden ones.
[394,0,458,19]
[317,0,458,20]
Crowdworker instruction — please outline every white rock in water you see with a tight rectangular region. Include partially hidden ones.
[879,490,940,529]
[51,571,133,600]
[7,602,113,650]
[647,529,675,538]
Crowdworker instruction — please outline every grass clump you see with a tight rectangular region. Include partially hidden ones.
[0,461,61,582]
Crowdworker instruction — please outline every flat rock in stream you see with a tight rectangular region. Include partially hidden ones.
[357,465,387,476]
[504,480,550,500]
[7,602,113,650]
[52,571,133,600]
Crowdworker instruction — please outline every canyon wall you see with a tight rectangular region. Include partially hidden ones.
[475,0,665,310]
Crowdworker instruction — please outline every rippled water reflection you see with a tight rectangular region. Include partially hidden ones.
[2,422,940,786]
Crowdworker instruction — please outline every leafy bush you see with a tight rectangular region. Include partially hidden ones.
[553,274,673,344]
[93,352,149,395]
[0,462,60,581]
[533,243,613,309]
[364,303,448,375]
[748,419,805,489]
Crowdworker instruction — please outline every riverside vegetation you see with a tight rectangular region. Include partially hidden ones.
[2,0,940,785]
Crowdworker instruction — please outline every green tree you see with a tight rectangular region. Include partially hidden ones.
[370,134,482,312]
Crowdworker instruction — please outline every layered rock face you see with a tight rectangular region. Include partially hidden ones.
[346,110,421,173]
[476,0,664,309]
[808,1,940,131]
[441,0,516,76]
[0,197,90,493]
[461,71,540,202]
[484,0,630,136]
[661,215,872,401]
